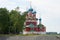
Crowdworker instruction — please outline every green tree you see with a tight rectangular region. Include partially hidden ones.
[9,10,21,34]
[9,10,27,34]
[20,12,27,31]
[0,7,28,34]
[0,8,10,34]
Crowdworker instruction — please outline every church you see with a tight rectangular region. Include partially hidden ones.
[23,7,46,34]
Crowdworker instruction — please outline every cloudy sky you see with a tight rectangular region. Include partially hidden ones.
[0,0,60,33]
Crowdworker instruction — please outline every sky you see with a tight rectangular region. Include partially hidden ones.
[0,0,60,33]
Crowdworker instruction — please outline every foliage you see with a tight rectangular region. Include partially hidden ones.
[9,10,21,34]
[0,8,10,34]
[0,8,27,34]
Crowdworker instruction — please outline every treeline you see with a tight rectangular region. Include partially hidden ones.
[0,8,27,34]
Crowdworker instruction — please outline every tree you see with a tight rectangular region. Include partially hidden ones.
[0,8,10,34]
[9,10,28,34]
[0,7,28,34]
[20,12,28,32]
[9,10,21,34]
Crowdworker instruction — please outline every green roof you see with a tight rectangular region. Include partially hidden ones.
[29,23,34,28]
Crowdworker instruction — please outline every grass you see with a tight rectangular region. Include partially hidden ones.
[17,34,60,36]
[0,34,60,36]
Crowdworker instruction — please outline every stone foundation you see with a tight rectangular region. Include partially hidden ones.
[23,31,46,34]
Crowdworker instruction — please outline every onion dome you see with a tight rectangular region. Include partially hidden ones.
[36,18,38,20]
[28,8,33,12]
[39,18,41,21]
[39,18,42,25]
[32,11,36,14]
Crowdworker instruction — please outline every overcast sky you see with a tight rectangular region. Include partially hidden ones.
[0,0,60,33]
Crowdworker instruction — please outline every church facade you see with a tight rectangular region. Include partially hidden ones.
[23,7,46,34]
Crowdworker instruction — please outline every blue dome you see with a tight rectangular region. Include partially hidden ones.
[39,18,42,21]
[32,11,36,14]
[36,18,38,20]
[34,11,36,13]
[28,8,33,11]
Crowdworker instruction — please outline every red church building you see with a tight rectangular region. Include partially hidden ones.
[23,7,46,34]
